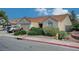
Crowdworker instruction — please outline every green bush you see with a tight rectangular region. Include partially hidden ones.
[28,27,44,35]
[28,27,59,36]
[43,27,59,36]
[28,31,41,35]
[58,31,68,40]
[71,23,79,31]
[14,30,27,35]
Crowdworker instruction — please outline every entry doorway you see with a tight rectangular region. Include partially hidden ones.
[39,23,43,28]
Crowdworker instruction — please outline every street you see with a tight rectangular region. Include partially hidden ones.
[0,36,79,51]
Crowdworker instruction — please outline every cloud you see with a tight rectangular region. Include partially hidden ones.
[35,8,69,16]
[35,8,49,16]
[52,8,69,15]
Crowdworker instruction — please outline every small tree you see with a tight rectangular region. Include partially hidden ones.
[70,11,77,24]
[71,11,76,20]
[71,23,79,31]
[0,10,8,27]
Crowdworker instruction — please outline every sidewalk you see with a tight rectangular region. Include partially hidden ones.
[17,35,79,49]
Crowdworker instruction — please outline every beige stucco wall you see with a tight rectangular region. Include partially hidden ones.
[58,21,65,31]
[63,16,72,25]
[58,15,72,31]
[30,22,39,28]
[43,18,58,28]
[30,18,59,29]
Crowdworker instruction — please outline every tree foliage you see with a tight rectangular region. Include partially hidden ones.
[0,10,8,25]
[70,11,77,24]
[71,11,76,20]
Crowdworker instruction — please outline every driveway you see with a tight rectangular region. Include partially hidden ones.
[0,31,16,37]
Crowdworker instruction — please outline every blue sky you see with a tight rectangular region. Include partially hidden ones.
[0,8,79,20]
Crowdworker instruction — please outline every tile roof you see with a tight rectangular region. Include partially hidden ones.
[27,14,69,22]
[27,17,49,23]
[9,18,21,25]
[51,14,68,21]
[9,14,69,24]
[9,18,30,25]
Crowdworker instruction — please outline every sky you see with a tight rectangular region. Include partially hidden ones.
[0,8,79,20]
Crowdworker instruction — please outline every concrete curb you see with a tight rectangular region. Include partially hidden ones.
[20,37,79,49]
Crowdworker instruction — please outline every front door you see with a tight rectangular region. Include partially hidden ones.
[39,23,43,28]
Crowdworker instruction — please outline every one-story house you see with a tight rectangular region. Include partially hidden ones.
[9,14,72,31]
[28,14,72,31]
[9,17,31,30]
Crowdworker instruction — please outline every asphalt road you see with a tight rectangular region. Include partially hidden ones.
[0,36,79,51]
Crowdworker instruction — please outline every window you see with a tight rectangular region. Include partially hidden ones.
[48,20,53,26]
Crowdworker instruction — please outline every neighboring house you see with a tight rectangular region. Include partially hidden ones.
[9,18,31,30]
[28,14,72,31]
[17,18,31,30]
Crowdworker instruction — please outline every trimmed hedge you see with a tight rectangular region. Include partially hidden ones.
[14,30,27,36]
[28,27,59,36]
[28,27,44,35]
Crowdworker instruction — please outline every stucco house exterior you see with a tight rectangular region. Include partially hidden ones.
[28,14,72,31]
[9,14,72,31]
[9,18,31,30]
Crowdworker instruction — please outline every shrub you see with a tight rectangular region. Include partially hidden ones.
[71,23,79,31]
[28,27,60,36]
[28,27,44,35]
[14,30,27,35]
[58,31,68,40]
[28,31,41,35]
[43,27,59,36]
